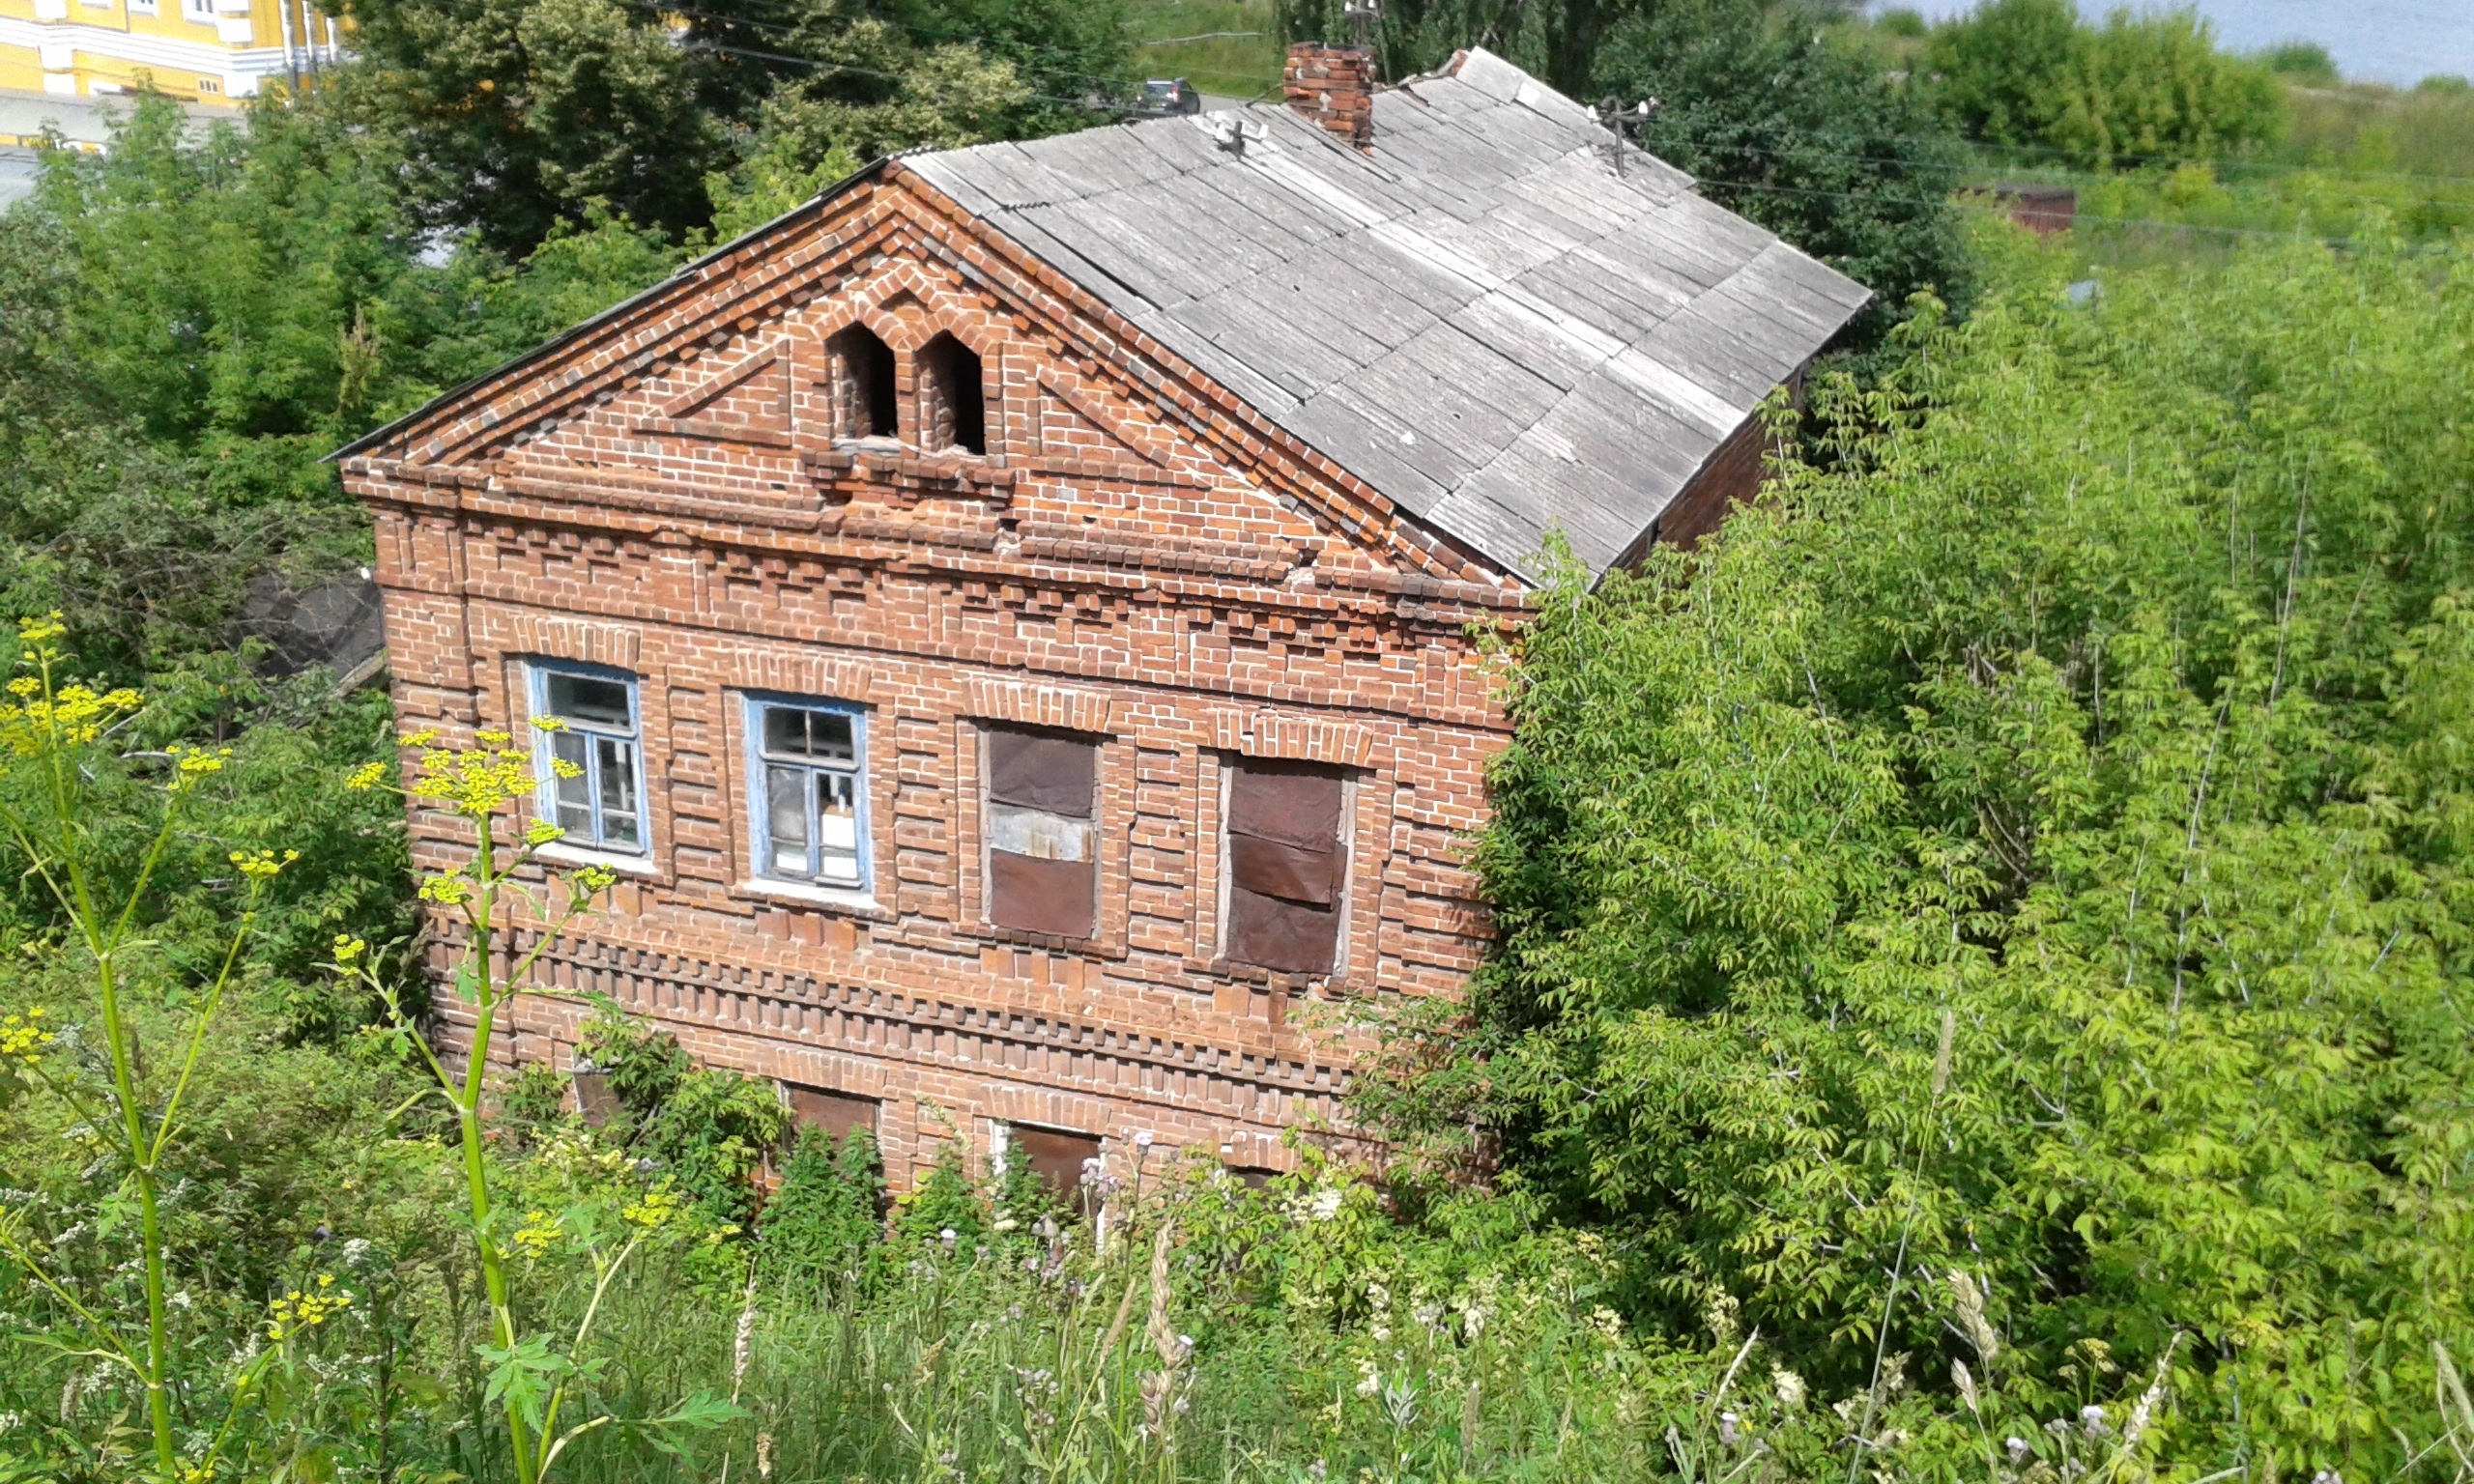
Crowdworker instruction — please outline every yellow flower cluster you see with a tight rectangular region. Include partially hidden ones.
[331,934,367,968]
[229,849,299,882]
[0,1006,54,1065]
[621,1187,684,1232]
[0,676,144,755]
[265,1274,353,1341]
[166,744,230,793]
[357,722,572,824]
[513,1209,565,1259]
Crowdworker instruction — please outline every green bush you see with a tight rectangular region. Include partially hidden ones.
[1924,0,2079,148]
[1390,224,2474,1475]
[757,1125,886,1293]
[1928,0,2282,167]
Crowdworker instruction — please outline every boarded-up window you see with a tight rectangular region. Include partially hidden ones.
[1224,759,1346,974]
[783,1083,879,1143]
[1008,1125,1102,1213]
[985,728,1097,938]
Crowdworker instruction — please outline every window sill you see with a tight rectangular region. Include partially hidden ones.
[962,920,1130,959]
[734,877,891,920]
[533,841,661,878]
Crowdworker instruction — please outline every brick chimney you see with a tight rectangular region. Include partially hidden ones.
[1284,43,1375,148]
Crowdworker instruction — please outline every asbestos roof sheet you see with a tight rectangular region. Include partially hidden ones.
[907,46,1869,580]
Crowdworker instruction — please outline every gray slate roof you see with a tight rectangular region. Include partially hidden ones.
[910,48,1870,580]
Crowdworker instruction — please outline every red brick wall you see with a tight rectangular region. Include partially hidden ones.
[345,166,1527,1188]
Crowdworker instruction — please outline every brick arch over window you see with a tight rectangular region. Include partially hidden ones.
[915,331,987,455]
[825,324,897,440]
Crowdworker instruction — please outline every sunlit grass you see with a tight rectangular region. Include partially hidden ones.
[1127,0,1282,100]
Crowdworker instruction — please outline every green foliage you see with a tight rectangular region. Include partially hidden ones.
[1927,0,2281,168]
[574,998,695,1128]
[756,1125,886,1291]
[1395,227,2474,1474]
[2260,40,2338,86]
[330,0,727,254]
[1923,0,2077,149]
[637,1069,788,1229]
[2044,9,2282,169]
[894,1140,992,1249]
[1601,0,1973,344]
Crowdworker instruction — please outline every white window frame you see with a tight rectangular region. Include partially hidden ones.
[180,0,215,23]
[744,694,870,894]
[529,661,648,856]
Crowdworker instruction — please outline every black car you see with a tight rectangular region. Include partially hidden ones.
[1141,78,1204,116]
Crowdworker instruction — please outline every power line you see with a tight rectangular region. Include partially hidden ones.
[642,0,1141,93]
[676,37,1126,115]
[1635,128,2474,219]
[1138,31,1265,45]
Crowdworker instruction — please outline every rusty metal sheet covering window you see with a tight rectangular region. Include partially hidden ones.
[1225,761,1342,847]
[1225,759,1346,973]
[990,851,1096,938]
[988,730,1095,816]
[986,728,1100,938]
[783,1084,879,1145]
[1010,1126,1103,1215]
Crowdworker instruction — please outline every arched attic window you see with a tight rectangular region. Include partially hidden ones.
[916,331,987,455]
[826,324,897,440]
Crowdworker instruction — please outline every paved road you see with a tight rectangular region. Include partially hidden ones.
[0,86,221,209]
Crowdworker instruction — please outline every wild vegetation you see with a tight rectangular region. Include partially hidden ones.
[7,2,2474,1479]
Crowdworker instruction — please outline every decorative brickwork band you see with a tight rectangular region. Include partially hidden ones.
[1284,43,1376,148]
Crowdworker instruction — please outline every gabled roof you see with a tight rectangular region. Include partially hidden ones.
[908,49,1869,577]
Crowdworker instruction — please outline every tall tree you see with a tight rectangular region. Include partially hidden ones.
[1599,0,1972,343]
[331,0,726,253]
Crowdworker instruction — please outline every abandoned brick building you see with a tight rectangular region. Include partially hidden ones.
[336,44,1868,1194]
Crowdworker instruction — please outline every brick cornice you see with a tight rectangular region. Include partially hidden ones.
[349,455,1532,633]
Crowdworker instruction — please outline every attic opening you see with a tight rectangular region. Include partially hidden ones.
[826,325,898,440]
[916,332,987,455]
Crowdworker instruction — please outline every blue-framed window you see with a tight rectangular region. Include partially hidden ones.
[746,696,867,890]
[531,662,647,854]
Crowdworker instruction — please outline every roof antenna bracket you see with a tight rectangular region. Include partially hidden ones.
[1593,96,1657,176]
[1211,114,1266,155]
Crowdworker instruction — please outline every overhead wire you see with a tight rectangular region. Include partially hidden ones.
[1628,127,2474,219]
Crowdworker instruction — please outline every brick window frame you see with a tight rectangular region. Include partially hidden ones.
[719,683,889,915]
[955,718,1131,955]
[526,659,651,859]
[1194,750,1370,987]
[742,693,872,896]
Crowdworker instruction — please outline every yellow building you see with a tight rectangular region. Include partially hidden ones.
[0,0,341,105]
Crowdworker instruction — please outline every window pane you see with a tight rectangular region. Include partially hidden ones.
[597,736,640,848]
[546,672,632,729]
[812,713,855,763]
[766,765,810,876]
[763,706,856,763]
[818,771,860,884]
[552,731,591,835]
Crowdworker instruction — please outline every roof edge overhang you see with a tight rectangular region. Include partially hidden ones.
[327,157,893,466]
